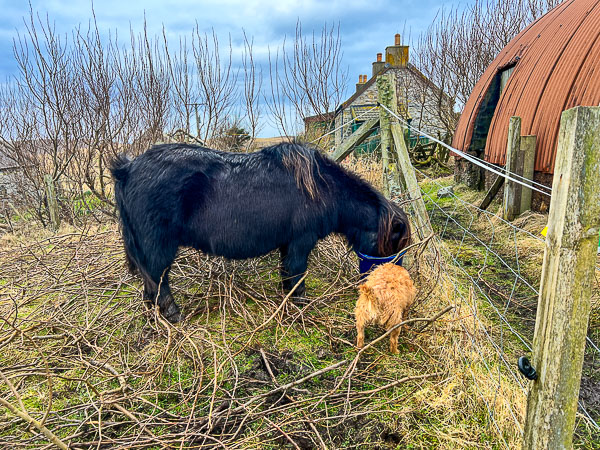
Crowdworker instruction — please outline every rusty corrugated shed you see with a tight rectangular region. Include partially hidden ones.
[452,0,600,174]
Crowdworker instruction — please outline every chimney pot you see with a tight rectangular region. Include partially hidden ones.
[395,34,401,46]
[377,53,382,62]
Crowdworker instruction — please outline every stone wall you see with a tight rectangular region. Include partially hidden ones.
[334,82,379,146]
[395,68,449,139]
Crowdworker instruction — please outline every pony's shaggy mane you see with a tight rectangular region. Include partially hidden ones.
[279,143,325,201]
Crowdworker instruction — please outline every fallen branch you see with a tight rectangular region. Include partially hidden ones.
[0,397,68,450]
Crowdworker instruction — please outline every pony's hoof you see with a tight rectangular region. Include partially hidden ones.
[291,296,309,306]
[163,304,183,323]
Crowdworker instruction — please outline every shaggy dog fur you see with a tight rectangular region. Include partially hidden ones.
[355,263,416,354]
[110,142,411,322]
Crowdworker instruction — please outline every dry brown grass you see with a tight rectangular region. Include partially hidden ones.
[0,212,532,448]
[341,153,384,190]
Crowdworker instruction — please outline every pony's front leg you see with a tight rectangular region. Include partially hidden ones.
[280,240,314,302]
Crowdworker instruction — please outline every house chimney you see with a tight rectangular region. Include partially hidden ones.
[386,34,409,67]
[356,74,365,92]
[372,54,385,77]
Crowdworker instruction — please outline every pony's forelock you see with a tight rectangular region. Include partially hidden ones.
[377,206,394,256]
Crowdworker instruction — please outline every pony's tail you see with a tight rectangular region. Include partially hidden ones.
[109,155,138,274]
[109,154,131,185]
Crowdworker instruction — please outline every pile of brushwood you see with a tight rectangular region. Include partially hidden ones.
[0,217,523,449]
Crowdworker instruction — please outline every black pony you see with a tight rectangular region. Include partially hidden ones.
[110,142,410,322]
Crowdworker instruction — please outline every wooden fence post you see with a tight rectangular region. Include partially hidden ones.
[44,174,60,232]
[377,72,396,197]
[376,71,433,241]
[503,116,521,221]
[522,106,600,449]
[391,123,433,241]
[519,135,536,214]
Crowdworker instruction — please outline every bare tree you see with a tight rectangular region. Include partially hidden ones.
[0,8,275,226]
[192,28,238,145]
[70,16,123,208]
[267,21,348,139]
[241,31,262,147]
[131,22,172,149]
[164,32,198,139]
[0,10,85,224]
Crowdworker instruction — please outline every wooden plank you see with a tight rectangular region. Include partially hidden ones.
[332,117,379,162]
[479,175,505,212]
[502,116,522,221]
[522,106,600,450]
[391,122,433,240]
[520,135,536,214]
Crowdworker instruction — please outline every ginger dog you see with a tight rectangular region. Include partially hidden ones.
[355,263,416,354]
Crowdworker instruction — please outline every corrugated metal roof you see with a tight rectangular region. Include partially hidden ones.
[452,0,600,174]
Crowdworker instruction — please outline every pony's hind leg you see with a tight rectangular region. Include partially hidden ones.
[280,238,315,303]
[154,270,182,322]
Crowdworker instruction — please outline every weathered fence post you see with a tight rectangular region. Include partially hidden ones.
[503,116,522,221]
[519,135,536,214]
[522,106,600,449]
[44,174,60,232]
[390,123,434,241]
[377,72,396,197]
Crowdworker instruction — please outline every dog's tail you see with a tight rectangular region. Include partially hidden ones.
[359,284,373,296]
[109,155,139,274]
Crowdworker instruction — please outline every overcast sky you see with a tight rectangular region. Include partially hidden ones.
[0,0,452,137]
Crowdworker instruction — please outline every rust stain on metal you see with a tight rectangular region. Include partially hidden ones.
[452,0,600,174]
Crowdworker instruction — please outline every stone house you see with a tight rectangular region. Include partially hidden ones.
[333,34,451,148]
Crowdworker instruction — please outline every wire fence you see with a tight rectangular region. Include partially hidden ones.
[414,168,599,428]
[328,105,600,445]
